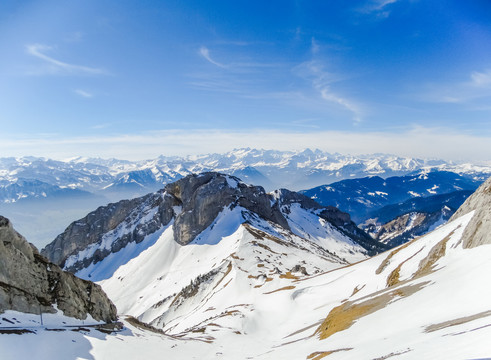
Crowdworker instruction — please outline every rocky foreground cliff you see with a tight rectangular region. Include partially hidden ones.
[0,216,116,323]
[42,172,383,274]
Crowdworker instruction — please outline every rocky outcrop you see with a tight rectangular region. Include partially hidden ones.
[0,216,117,322]
[367,207,452,248]
[42,172,382,273]
[42,191,179,271]
[272,188,386,254]
[450,176,491,248]
[167,173,289,245]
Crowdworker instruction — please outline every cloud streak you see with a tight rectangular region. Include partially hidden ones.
[297,60,363,123]
[25,44,107,75]
[74,89,93,98]
[199,46,226,68]
[357,0,399,18]
[420,67,491,105]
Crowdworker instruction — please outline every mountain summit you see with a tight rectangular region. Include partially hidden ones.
[42,172,382,278]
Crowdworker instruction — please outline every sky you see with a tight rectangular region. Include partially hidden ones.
[0,0,490,162]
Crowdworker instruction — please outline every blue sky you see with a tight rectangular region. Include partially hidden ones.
[0,0,490,161]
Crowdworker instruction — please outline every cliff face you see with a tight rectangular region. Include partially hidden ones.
[0,216,116,323]
[42,191,179,272]
[450,176,491,248]
[166,173,289,245]
[42,172,383,274]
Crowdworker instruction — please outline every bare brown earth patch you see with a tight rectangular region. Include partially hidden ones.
[412,229,457,279]
[264,286,296,294]
[425,310,491,333]
[280,271,300,280]
[386,247,424,287]
[306,348,352,359]
[376,239,416,275]
[315,282,428,340]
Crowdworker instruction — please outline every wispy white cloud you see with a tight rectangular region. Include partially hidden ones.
[296,60,363,123]
[199,46,226,68]
[25,44,107,75]
[358,0,399,18]
[1,127,490,163]
[74,89,93,98]
[420,67,491,105]
[470,69,491,87]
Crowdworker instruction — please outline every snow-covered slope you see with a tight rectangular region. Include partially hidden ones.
[98,206,366,331]
[1,177,491,359]
[101,176,491,358]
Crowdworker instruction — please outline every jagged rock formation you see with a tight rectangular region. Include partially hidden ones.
[42,191,178,271]
[167,173,289,245]
[450,176,491,248]
[42,172,383,274]
[272,188,383,254]
[365,207,452,248]
[0,216,116,322]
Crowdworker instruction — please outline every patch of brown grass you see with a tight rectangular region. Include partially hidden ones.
[306,348,352,359]
[264,285,296,294]
[425,310,491,333]
[280,271,300,280]
[315,282,427,340]
[386,247,423,287]
[412,230,455,279]
[230,252,243,260]
[375,239,415,275]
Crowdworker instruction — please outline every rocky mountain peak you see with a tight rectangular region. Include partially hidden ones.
[449,176,491,248]
[167,173,289,245]
[0,216,117,323]
[42,172,384,276]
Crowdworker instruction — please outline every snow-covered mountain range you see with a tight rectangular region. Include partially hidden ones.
[301,170,481,223]
[1,149,490,203]
[2,149,490,248]
[2,172,490,359]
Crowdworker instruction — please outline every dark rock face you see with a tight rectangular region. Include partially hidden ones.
[368,208,452,248]
[167,173,289,245]
[272,188,386,254]
[42,191,179,272]
[42,172,383,274]
[0,216,116,322]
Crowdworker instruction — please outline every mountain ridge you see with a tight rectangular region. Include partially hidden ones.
[42,172,382,277]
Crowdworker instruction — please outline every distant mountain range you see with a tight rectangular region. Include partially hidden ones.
[301,170,482,223]
[1,149,490,203]
[1,149,490,247]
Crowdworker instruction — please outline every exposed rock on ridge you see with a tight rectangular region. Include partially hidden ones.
[362,205,453,248]
[42,172,382,273]
[0,216,116,322]
[450,176,491,248]
[271,188,385,254]
[167,173,289,245]
[42,191,179,272]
